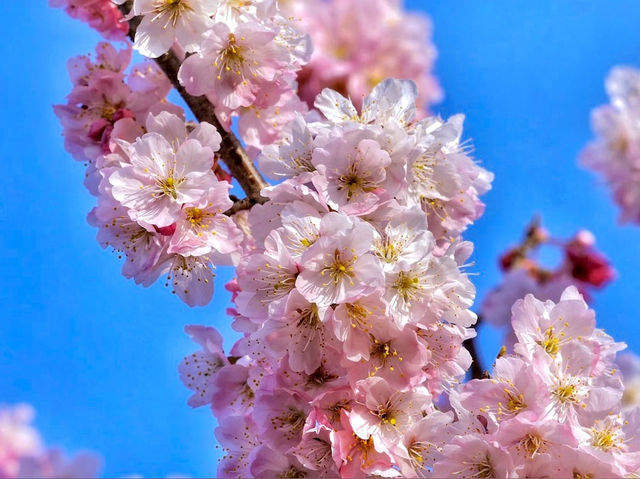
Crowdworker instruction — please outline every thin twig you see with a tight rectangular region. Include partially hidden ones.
[224,196,257,216]
[118,1,268,204]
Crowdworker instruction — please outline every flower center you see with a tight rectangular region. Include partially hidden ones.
[156,175,182,199]
[375,401,397,426]
[505,389,527,412]
[338,162,377,200]
[216,33,246,79]
[321,249,356,285]
[591,424,623,451]
[469,455,495,479]
[553,384,578,403]
[279,466,306,479]
[538,326,560,356]
[152,0,193,28]
[272,408,306,440]
[393,271,422,302]
[296,304,321,329]
[519,433,545,458]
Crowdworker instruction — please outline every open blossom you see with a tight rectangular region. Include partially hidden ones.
[348,377,430,450]
[312,132,395,216]
[178,20,305,110]
[121,0,217,58]
[109,131,220,227]
[296,213,384,307]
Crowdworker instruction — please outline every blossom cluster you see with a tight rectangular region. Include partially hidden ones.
[112,0,313,153]
[52,0,447,307]
[442,287,639,478]
[281,0,441,114]
[54,42,243,306]
[179,79,492,478]
[582,66,640,224]
[481,220,614,337]
[0,404,100,478]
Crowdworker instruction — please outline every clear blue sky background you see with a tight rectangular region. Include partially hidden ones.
[2,1,640,477]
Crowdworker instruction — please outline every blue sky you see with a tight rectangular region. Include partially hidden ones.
[2,1,640,476]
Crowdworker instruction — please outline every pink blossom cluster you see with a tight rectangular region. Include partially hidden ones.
[481,221,614,334]
[443,287,639,478]
[582,66,640,224]
[54,42,244,306]
[281,0,441,114]
[0,404,100,479]
[179,79,492,478]
[49,0,128,40]
[112,0,313,153]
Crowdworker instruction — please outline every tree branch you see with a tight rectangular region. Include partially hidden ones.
[225,196,258,216]
[118,1,268,204]
[464,315,485,380]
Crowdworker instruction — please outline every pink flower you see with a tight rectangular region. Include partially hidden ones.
[214,415,260,478]
[296,213,384,307]
[235,230,300,319]
[291,424,338,476]
[178,21,293,109]
[332,294,389,362]
[433,435,514,479]
[511,286,597,361]
[459,356,548,431]
[417,322,474,395]
[493,413,577,477]
[126,0,217,58]
[253,389,311,452]
[262,290,333,374]
[178,325,229,407]
[258,114,316,180]
[331,411,397,478]
[312,132,394,215]
[168,185,243,260]
[395,411,454,478]
[345,325,429,390]
[348,377,430,451]
[249,445,309,479]
[109,129,219,227]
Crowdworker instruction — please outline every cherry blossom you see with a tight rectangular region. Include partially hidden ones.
[582,66,640,223]
[49,3,640,477]
[0,404,101,479]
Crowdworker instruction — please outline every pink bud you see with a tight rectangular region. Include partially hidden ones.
[155,223,177,236]
[566,244,614,288]
[113,108,135,123]
[87,118,110,141]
